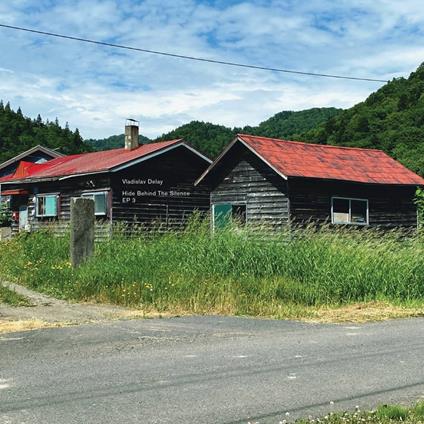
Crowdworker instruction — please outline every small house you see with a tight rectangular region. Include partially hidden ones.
[0,121,211,235]
[195,134,424,230]
[0,145,64,178]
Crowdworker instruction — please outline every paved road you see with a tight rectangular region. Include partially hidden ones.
[1,316,424,423]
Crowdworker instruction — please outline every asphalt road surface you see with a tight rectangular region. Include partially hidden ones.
[1,316,424,423]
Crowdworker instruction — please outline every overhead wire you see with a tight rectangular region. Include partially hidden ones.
[0,23,388,83]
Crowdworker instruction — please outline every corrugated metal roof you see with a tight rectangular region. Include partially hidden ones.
[237,134,424,185]
[0,140,182,183]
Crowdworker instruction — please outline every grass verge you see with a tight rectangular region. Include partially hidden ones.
[296,402,424,423]
[0,220,423,322]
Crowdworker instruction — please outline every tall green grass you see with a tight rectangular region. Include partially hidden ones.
[0,219,423,316]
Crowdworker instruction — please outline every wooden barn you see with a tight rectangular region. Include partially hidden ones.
[195,134,424,231]
[0,122,211,235]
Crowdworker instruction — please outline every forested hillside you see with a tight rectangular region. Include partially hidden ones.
[155,121,235,158]
[155,107,341,158]
[86,108,340,158]
[0,101,89,164]
[242,108,341,139]
[303,64,424,176]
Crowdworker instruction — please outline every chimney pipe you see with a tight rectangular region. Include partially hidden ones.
[125,119,139,150]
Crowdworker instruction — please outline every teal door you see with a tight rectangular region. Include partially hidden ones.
[213,203,232,229]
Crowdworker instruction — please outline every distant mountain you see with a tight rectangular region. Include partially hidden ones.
[154,107,341,159]
[86,134,151,151]
[85,108,341,160]
[0,101,89,164]
[303,64,424,176]
[242,108,341,139]
[155,121,236,159]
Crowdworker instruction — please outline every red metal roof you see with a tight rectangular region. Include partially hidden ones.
[237,134,424,185]
[0,140,182,183]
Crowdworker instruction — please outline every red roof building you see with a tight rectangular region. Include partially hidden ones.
[196,134,423,230]
[0,124,211,235]
[0,139,192,183]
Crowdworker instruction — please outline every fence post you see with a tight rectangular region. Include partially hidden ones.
[70,197,95,267]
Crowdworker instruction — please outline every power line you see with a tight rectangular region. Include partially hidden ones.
[0,23,388,83]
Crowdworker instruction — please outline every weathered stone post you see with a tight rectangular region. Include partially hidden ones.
[70,197,95,267]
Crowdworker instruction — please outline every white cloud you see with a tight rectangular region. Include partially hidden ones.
[0,0,423,139]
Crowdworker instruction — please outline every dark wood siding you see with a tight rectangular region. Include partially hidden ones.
[25,175,113,239]
[209,144,289,229]
[289,178,418,230]
[111,145,210,230]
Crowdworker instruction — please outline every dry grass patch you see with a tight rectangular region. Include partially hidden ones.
[0,319,66,334]
[301,301,424,323]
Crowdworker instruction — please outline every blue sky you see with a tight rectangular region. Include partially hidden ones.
[0,0,424,139]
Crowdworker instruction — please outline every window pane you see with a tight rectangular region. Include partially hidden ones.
[351,200,367,224]
[213,204,232,229]
[232,204,246,225]
[333,198,349,223]
[37,197,44,215]
[94,193,107,215]
[45,196,57,216]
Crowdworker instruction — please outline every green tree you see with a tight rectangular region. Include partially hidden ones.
[302,62,424,176]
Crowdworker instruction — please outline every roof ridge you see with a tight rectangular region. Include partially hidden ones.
[48,139,184,160]
[237,133,384,153]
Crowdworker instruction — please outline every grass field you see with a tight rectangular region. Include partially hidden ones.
[0,220,423,320]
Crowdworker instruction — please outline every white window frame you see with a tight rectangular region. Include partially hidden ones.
[36,193,59,218]
[81,191,109,216]
[331,196,369,226]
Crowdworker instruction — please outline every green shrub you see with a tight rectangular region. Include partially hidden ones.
[0,201,11,227]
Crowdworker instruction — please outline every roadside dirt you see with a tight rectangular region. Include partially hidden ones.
[0,281,151,333]
[2,282,423,334]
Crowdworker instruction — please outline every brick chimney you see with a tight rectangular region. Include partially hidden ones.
[124,119,139,150]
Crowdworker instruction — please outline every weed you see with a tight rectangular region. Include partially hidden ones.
[0,285,31,306]
[377,404,409,420]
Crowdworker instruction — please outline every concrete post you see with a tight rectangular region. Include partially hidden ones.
[70,197,95,267]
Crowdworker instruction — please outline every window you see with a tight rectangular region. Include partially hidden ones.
[212,203,247,229]
[332,197,368,225]
[232,204,246,225]
[36,194,58,217]
[82,191,108,216]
